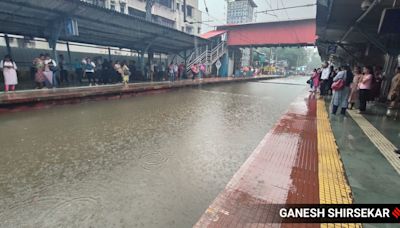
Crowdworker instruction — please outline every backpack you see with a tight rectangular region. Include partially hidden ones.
[345,71,354,86]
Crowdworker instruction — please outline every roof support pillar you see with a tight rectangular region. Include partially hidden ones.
[108,47,112,61]
[4,34,12,57]
[48,20,64,63]
[66,42,72,65]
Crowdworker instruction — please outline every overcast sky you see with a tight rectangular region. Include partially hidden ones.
[199,0,316,33]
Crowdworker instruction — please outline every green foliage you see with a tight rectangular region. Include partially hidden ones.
[253,47,316,68]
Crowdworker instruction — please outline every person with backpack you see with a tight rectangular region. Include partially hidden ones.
[331,66,351,115]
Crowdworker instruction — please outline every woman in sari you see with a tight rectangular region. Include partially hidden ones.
[348,66,362,109]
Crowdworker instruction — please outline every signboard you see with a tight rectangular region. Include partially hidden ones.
[65,18,79,36]
[216,60,221,76]
[327,45,337,54]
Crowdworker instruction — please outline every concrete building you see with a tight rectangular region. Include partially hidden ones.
[82,0,202,35]
[226,0,257,24]
[226,0,257,67]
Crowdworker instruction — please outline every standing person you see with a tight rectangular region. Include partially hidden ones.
[173,62,179,81]
[114,60,124,83]
[371,66,383,101]
[387,67,400,117]
[0,55,18,92]
[311,68,320,94]
[168,62,175,82]
[200,63,206,79]
[44,54,59,87]
[94,58,103,84]
[84,57,96,86]
[121,61,130,85]
[102,59,112,84]
[191,63,199,80]
[331,67,350,115]
[308,69,316,92]
[358,66,374,113]
[327,66,335,95]
[73,58,83,84]
[348,66,362,109]
[59,54,69,84]
[320,62,331,96]
[128,60,136,82]
[178,62,185,80]
[33,54,46,89]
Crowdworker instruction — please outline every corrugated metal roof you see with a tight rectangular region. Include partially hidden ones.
[0,0,209,53]
[214,19,316,47]
[200,30,227,39]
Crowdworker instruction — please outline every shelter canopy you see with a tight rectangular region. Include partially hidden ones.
[0,0,208,53]
[215,19,316,47]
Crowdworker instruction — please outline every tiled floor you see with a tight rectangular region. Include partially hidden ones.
[195,94,356,227]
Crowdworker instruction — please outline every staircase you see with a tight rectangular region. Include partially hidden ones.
[186,41,227,74]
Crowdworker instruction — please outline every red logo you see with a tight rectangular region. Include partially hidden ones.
[392,207,400,219]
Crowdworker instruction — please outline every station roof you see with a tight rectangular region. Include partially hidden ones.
[0,0,209,53]
[316,0,400,64]
[216,19,316,47]
[200,30,227,39]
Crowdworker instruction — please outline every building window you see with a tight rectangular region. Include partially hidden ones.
[186,26,193,34]
[176,3,179,11]
[120,5,125,13]
[128,6,146,18]
[181,26,185,32]
[158,0,172,8]
[110,4,115,10]
[197,27,201,34]
[186,5,193,17]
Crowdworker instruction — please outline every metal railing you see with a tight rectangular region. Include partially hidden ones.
[186,41,227,74]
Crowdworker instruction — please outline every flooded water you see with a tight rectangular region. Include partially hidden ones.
[0,77,306,228]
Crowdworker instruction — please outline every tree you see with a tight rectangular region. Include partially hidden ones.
[254,47,308,68]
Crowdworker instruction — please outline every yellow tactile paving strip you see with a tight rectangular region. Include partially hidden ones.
[347,110,400,175]
[317,99,361,228]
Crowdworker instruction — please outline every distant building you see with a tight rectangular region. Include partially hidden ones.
[82,0,202,35]
[226,0,257,24]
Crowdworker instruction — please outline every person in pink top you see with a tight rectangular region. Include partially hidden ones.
[358,66,373,112]
[311,68,320,94]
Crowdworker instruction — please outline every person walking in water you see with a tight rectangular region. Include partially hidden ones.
[0,55,18,92]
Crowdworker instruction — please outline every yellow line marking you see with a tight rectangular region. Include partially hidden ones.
[317,99,361,228]
[347,110,400,175]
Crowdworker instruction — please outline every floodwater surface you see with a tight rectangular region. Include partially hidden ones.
[0,77,306,228]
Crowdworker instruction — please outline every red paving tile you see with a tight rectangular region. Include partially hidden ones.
[195,94,321,227]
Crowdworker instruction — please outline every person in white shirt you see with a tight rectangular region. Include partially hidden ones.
[0,55,18,92]
[84,57,96,86]
[320,62,331,96]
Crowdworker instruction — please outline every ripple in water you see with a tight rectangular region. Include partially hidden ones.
[139,152,168,170]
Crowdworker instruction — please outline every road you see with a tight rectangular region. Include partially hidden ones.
[0,76,307,228]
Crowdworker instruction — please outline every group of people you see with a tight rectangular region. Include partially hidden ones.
[74,58,132,86]
[190,63,207,80]
[309,62,400,116]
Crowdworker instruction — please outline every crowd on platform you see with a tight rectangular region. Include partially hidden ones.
[0,54,207,92]
[308,62,400,117]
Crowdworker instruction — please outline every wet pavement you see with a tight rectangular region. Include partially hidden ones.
[327,100,400,228]
[0,76,307,227]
